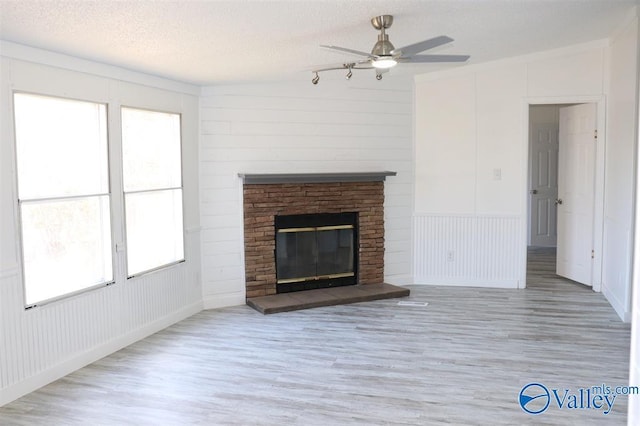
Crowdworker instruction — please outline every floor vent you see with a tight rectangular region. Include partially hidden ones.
[397,300,429,307]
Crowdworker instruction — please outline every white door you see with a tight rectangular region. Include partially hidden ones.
[556,103,597,286]
[529,121,559,247]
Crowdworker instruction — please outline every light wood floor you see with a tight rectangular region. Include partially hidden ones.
[0,247,631,425]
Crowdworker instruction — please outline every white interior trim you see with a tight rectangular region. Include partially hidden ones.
[0,41,200,95]
[523,96,606,293]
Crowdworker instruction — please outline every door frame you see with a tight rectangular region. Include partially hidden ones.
[522,96,606,292]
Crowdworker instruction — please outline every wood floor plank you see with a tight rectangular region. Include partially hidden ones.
[0,247,631,425]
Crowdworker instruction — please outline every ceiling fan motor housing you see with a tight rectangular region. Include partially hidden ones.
[372,35,395,56]
[371,15,395,57]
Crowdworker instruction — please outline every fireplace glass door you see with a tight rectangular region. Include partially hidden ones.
[275,213,357,293]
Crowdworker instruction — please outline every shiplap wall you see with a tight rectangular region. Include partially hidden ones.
[199,76,414,307]
[0,46,202,406]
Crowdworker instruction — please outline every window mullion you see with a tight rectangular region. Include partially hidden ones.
[107,101,126,285]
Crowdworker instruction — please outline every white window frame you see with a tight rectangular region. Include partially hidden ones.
[13,91,115,308]
[121,106,185,278]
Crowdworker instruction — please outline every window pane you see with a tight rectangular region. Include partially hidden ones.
[125,189,184,276]
[122,108,181,191]
[14,93,109,199]
[21,196,113,305]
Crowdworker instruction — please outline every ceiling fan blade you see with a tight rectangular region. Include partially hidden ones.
[320,45,375,58]
[391,35,454,56]
[402,54,470,63]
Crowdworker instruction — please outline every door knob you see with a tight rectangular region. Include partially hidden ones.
[555,198,563,205]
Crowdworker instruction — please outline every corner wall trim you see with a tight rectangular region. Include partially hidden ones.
[602,284,631,323]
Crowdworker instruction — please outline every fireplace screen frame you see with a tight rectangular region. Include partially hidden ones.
[274,212,358,293]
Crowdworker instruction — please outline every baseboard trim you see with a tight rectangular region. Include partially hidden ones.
[413,277,519,289]
[202,292,246,310]
[0,301,202,407]
[602,285,631,323]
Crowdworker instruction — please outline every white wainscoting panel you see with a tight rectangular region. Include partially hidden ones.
[414,214,523,288]
[0,232,202,407]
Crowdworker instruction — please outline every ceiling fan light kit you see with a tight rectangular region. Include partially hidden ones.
[371,57,397,69]
[311,14,469,84]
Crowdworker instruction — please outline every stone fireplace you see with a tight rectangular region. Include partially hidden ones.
[240,172,395,298]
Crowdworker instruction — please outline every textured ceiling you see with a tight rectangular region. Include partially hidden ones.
[0,0,638,85]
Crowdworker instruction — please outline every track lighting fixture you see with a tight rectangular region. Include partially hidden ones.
[311,63,385,85]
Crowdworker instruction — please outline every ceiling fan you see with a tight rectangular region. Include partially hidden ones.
[311,15,469,84]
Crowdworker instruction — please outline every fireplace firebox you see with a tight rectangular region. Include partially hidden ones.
[275,212,358,293]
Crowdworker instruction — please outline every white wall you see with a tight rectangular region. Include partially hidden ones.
[414,36,635,317]
[414,56,544,287]
[630,98,640,425]
[0,43,202,406]
[626,10,640,426]
[199,75,414,308]
[603,14,638,323]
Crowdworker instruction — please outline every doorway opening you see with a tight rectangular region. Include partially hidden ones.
[528,105,560,248]
[526,101,602,291]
